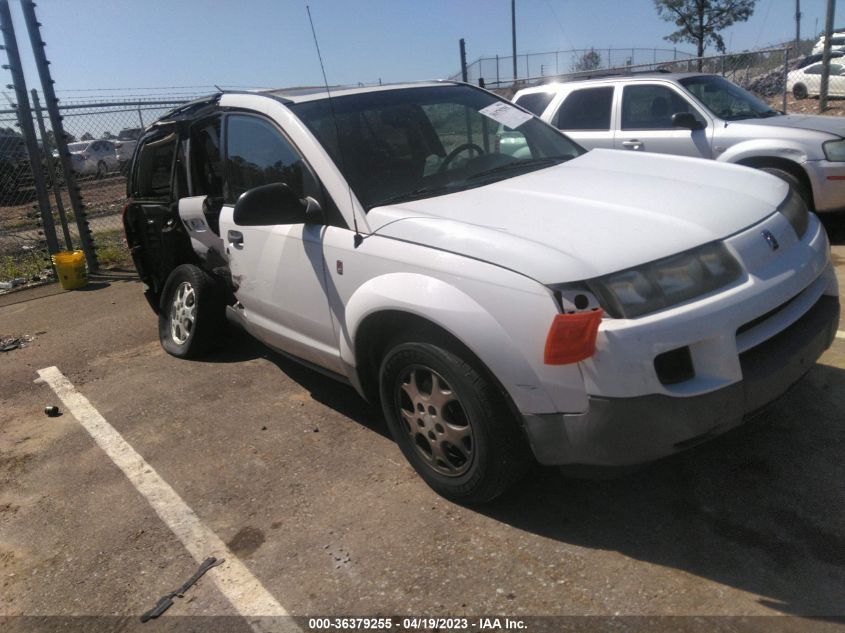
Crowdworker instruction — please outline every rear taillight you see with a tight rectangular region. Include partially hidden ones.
[543,309,603,365]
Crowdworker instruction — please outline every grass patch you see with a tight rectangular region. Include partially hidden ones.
[0,227,132,282]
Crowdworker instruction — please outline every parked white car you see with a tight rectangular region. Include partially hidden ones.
[787,61,845,99]
[114,127,143,168]
[124,83,839,502]
[61,140,119,178]
[514,73,845,214]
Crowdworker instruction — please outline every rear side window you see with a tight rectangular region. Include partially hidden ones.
[225,115,305,203]
[131,133,176,200]
[513,91,554,116]
[554,87,614,130]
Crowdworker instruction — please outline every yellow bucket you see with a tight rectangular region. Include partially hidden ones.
[52,250,88,290]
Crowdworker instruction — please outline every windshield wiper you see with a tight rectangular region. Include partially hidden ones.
[373,183,463,207]
[467,155,570,181]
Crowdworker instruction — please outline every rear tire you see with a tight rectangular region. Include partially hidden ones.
[95,160,107,179]
[379,339,530,503]
[793,83,808,100]
[158,264,225,359]
[759,166,812,209]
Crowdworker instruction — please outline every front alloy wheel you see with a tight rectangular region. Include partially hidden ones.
[396,365,475,477]
[380,340,529,503]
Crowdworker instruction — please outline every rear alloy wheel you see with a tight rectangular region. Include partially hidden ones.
[379,341,529,503]
[793,83,808,100]
[158,264,225,358]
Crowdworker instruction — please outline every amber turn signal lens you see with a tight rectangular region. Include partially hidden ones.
[543,309,603,365]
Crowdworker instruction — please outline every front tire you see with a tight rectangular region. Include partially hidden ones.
[759,166,812,209]
[793,83,808,100]
[158,264,225,358]
[95,160,107,179]
[379,341,529,503]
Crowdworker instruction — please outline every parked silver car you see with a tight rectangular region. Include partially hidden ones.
[513,73,845,213]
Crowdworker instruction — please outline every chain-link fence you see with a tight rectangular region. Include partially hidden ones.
[0,98,192,289]
[453,48,697,87]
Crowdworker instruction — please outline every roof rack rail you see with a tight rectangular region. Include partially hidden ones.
[560,67,673,82]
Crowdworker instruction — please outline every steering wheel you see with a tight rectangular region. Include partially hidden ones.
[438,143,485,173]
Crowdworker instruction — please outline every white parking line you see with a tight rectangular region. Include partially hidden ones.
[37,366,291,630]
[837,330,845,340]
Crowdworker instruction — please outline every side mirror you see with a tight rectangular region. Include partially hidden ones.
[233,182,309,226]
[672,112,705,130]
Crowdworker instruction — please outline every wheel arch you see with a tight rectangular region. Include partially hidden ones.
[734,155,815,209]
[340,273,563,416]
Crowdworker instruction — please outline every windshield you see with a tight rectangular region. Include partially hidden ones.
[289,85,584,209]
[67,142,89,152]
[679,75,780,121]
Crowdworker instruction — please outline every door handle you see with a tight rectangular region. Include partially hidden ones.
[227,230,244,247]
[622,139,643,150]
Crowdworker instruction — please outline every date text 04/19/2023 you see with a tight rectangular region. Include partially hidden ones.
[306,617,528,631]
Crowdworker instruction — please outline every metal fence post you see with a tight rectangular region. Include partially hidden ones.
[782,49,790,113]
[19,0,97,270]
[0,0,58,256]
[31,89,70,249]
[137,107,144,128]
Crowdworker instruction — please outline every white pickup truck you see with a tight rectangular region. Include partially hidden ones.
[123,82,839,502]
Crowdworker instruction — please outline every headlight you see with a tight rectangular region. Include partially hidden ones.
[579,242,742,319]
[823,139,845,161]
[778,189,809,239]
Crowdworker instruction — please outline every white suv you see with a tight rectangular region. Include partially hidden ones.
[123,82,839,502]
[513,73,845,214]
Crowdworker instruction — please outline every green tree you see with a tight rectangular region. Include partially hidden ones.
[654,0,756,70]
[574,48,602,72]
[80,132,94,141]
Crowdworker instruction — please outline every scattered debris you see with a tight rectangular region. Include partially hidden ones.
[0,334,35,352]
[44,406,60,417]
[260,425,268,431]
[140,556,224,622]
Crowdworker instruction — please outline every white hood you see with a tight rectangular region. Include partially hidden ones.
[368,149,787,284]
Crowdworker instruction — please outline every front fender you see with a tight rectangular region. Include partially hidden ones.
[717,139,809,165]
[340,272,585,415]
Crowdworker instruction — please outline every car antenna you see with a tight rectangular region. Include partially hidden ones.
[306,5,363,248]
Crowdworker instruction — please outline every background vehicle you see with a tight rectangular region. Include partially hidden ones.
[788,62,845,99]
[59,139,119,178]
[114,127,143,170]
[124,84,838,503]
[811,32,845,55]
[514,72,845,213]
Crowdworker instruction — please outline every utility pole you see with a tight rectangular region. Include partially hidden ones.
[795,0,801,55]
[819,0,836,112]
[0,0,58,256]
[459,38,468,82]
[511,0,517,82]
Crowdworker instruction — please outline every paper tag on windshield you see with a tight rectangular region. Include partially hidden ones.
[478,102,533,129]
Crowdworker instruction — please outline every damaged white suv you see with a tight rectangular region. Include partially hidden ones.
[123,82,839,502]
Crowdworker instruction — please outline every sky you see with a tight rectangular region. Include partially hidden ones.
[0,0,838,101]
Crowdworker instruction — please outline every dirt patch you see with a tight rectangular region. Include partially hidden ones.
[0,176,126,230]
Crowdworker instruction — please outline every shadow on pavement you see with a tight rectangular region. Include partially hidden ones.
[203,326,389,440]
[821,212,845,246]
[196,321,844,617]
[483,361,845,618]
